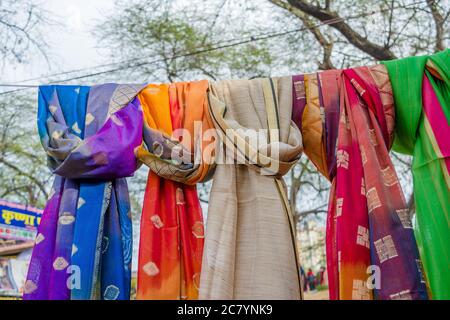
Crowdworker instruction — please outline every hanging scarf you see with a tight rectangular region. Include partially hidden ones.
[382,49,450,299]
[295,65,428,300]
[201,77,303,299]
[135,81,214,299]
[23,84,144,300]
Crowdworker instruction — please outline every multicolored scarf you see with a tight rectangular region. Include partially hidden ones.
[23,53,443,301]
[23,84,144,300]
[382,49,450,299]
[295,65,428,300]
[135,81,214,299]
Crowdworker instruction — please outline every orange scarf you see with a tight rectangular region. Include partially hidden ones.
[136,81,214,299]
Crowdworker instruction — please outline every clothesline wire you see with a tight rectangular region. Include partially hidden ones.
[0,0,428,91]
[5,4,402,85]
[0,0,428,96]
[12,0,429,86]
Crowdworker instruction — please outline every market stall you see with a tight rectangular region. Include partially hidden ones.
[0,199,41,299]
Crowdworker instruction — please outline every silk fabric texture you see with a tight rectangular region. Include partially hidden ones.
[382,49,450,299]
[135,81,214,299]
[24,84,144,299]
[201,77,303,299]
[294,65,428,300]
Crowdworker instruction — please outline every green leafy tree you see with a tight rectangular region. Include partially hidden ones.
[0,94,50,207]
[96,0,277,82]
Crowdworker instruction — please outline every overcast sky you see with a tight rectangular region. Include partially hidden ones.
[4,0,114,84]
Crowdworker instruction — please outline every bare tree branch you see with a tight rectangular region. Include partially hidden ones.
[269,0,335,69]
[286,0,397,60]
[0,157,48,199]
[426,0,445,51]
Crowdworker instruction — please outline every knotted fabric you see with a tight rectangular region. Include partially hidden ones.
[136,81,215,299]
[24,84,144,300]
[200,77,303,299]
[382,49,450,299]
[295,65,428,300]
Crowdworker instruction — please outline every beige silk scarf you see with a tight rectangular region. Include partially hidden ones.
[199,77,303,299]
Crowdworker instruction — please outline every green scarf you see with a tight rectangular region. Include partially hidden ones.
[382,49,450,299]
